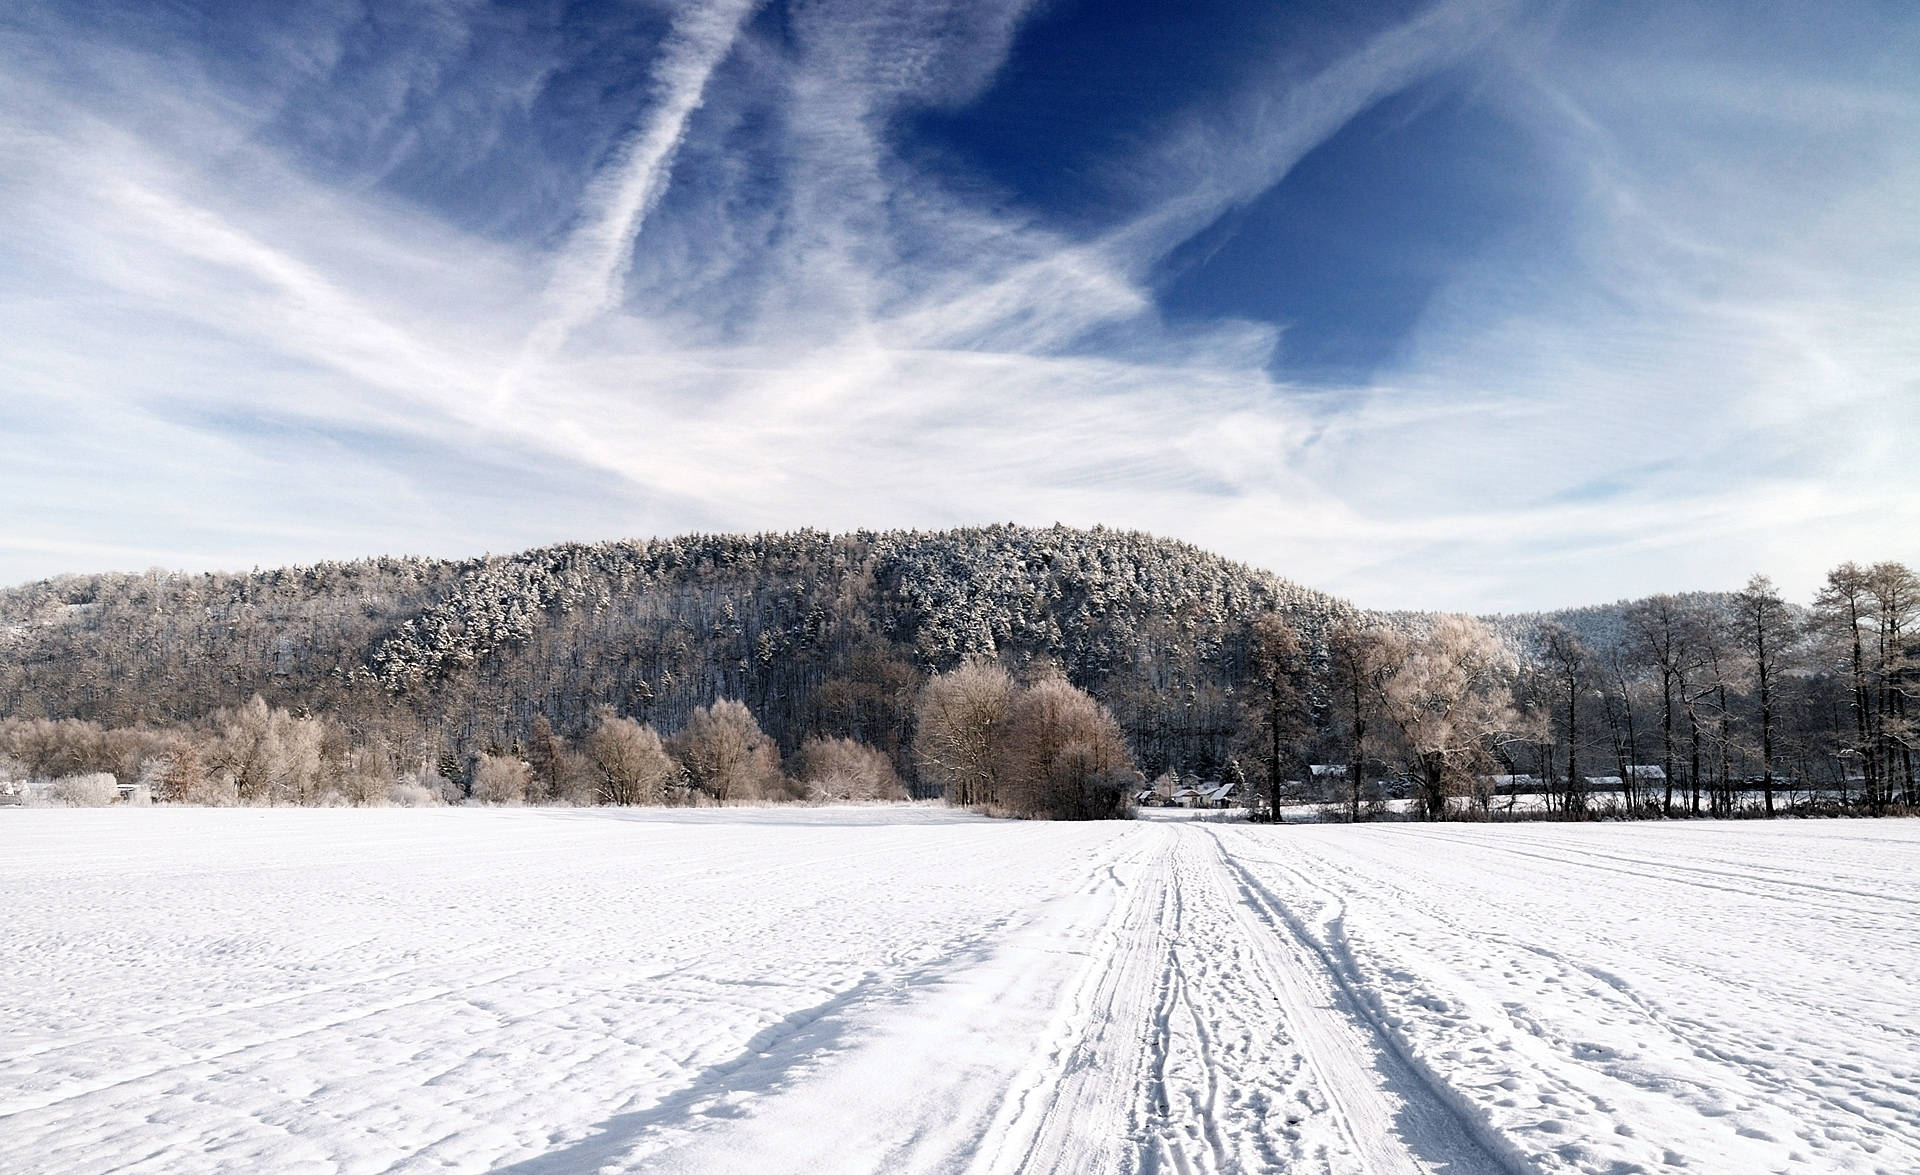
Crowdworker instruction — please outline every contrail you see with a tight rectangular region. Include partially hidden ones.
[499,0,761,404]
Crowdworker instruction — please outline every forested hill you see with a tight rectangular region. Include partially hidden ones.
[0,526,1355,777]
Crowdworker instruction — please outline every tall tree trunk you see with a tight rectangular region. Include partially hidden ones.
[1850,604,1874,809]
[1566,673,1580,815]
[1267,674,1283,824]
[1422,753,1446,822]
[1758,622,1775,817]
[1662,669,1676,818]
[1348,681,1365,824]
[1687,696,1702,817]
[1716,684,1731,817]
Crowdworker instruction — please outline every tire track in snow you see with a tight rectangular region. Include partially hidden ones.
[1200,826,1525,1175]
[1295,836,1920,1158]
[964,827,1176,1175]
[1227,827,1920,1174]
[1400,828,1911,917]
[1137,828,1306,1175]
[562,828,1173,1175]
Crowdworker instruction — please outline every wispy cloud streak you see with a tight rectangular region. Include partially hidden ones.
[502,0,762,399]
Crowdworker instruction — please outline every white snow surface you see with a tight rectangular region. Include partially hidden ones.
[3,808,1917,1174]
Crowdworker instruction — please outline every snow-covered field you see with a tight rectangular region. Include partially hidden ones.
[3,809,1916,1174]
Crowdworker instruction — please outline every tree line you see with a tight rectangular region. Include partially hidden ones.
[1296,563,1916,820]
[0,527,1910,820]
[0,697,905,808]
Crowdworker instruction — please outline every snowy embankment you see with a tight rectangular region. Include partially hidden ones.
[2,810,1915,1174]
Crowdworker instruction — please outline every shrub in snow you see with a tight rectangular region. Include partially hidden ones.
[388,778,443,807]
[472,755,532,805]
[339,753,392,806]
[187,773,241,806]
[53,773,119,807]
[793,736,906,802]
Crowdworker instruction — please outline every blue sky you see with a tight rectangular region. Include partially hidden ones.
[1,0,1916,610]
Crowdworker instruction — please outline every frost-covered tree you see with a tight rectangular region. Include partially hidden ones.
[1626,595,1702,816]
[1815,564,1881,808]
[1327,620,1401,823]
[586,710,678,806]
[1240,614,1310,823]
[472,754,532,805]
[792,736,906,802]
[915,658,1014,807]
[1867,562,1918,804]
[995,674,1136,820]
[1378,616,1517,821]
[207,695,329,805]
[1535,622,1591,815]
[668,700,782,803]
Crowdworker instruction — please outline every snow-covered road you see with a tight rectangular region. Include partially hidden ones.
[2,809,1915,1174]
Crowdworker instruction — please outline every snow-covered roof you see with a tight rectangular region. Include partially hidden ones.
[1487,773,1540,788]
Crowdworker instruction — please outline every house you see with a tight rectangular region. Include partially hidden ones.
[1581,767,1664,796]
[1486,773,1541,794]
[1137,770,1182,807]
[1202,780,1241,808]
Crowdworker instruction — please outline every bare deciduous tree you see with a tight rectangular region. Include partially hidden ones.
[1242,613,1310,823]
[1627,595,1702,817]
[1868,562,1918,804]
[472,754,532,805]
[792,736,907,802]
[668,699,782,803]
[587,709,679,805]
[1815,564,1878,808]
[914,658,1014,807]
[996,673,1135,820]
[1536,622,1591,815]
[1733,574,1795,816]
[1378,616,1517,821]
[1327,620,1400,822]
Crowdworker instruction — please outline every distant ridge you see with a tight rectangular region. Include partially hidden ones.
[0,524,1761,777]
[0,525,1355,773]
